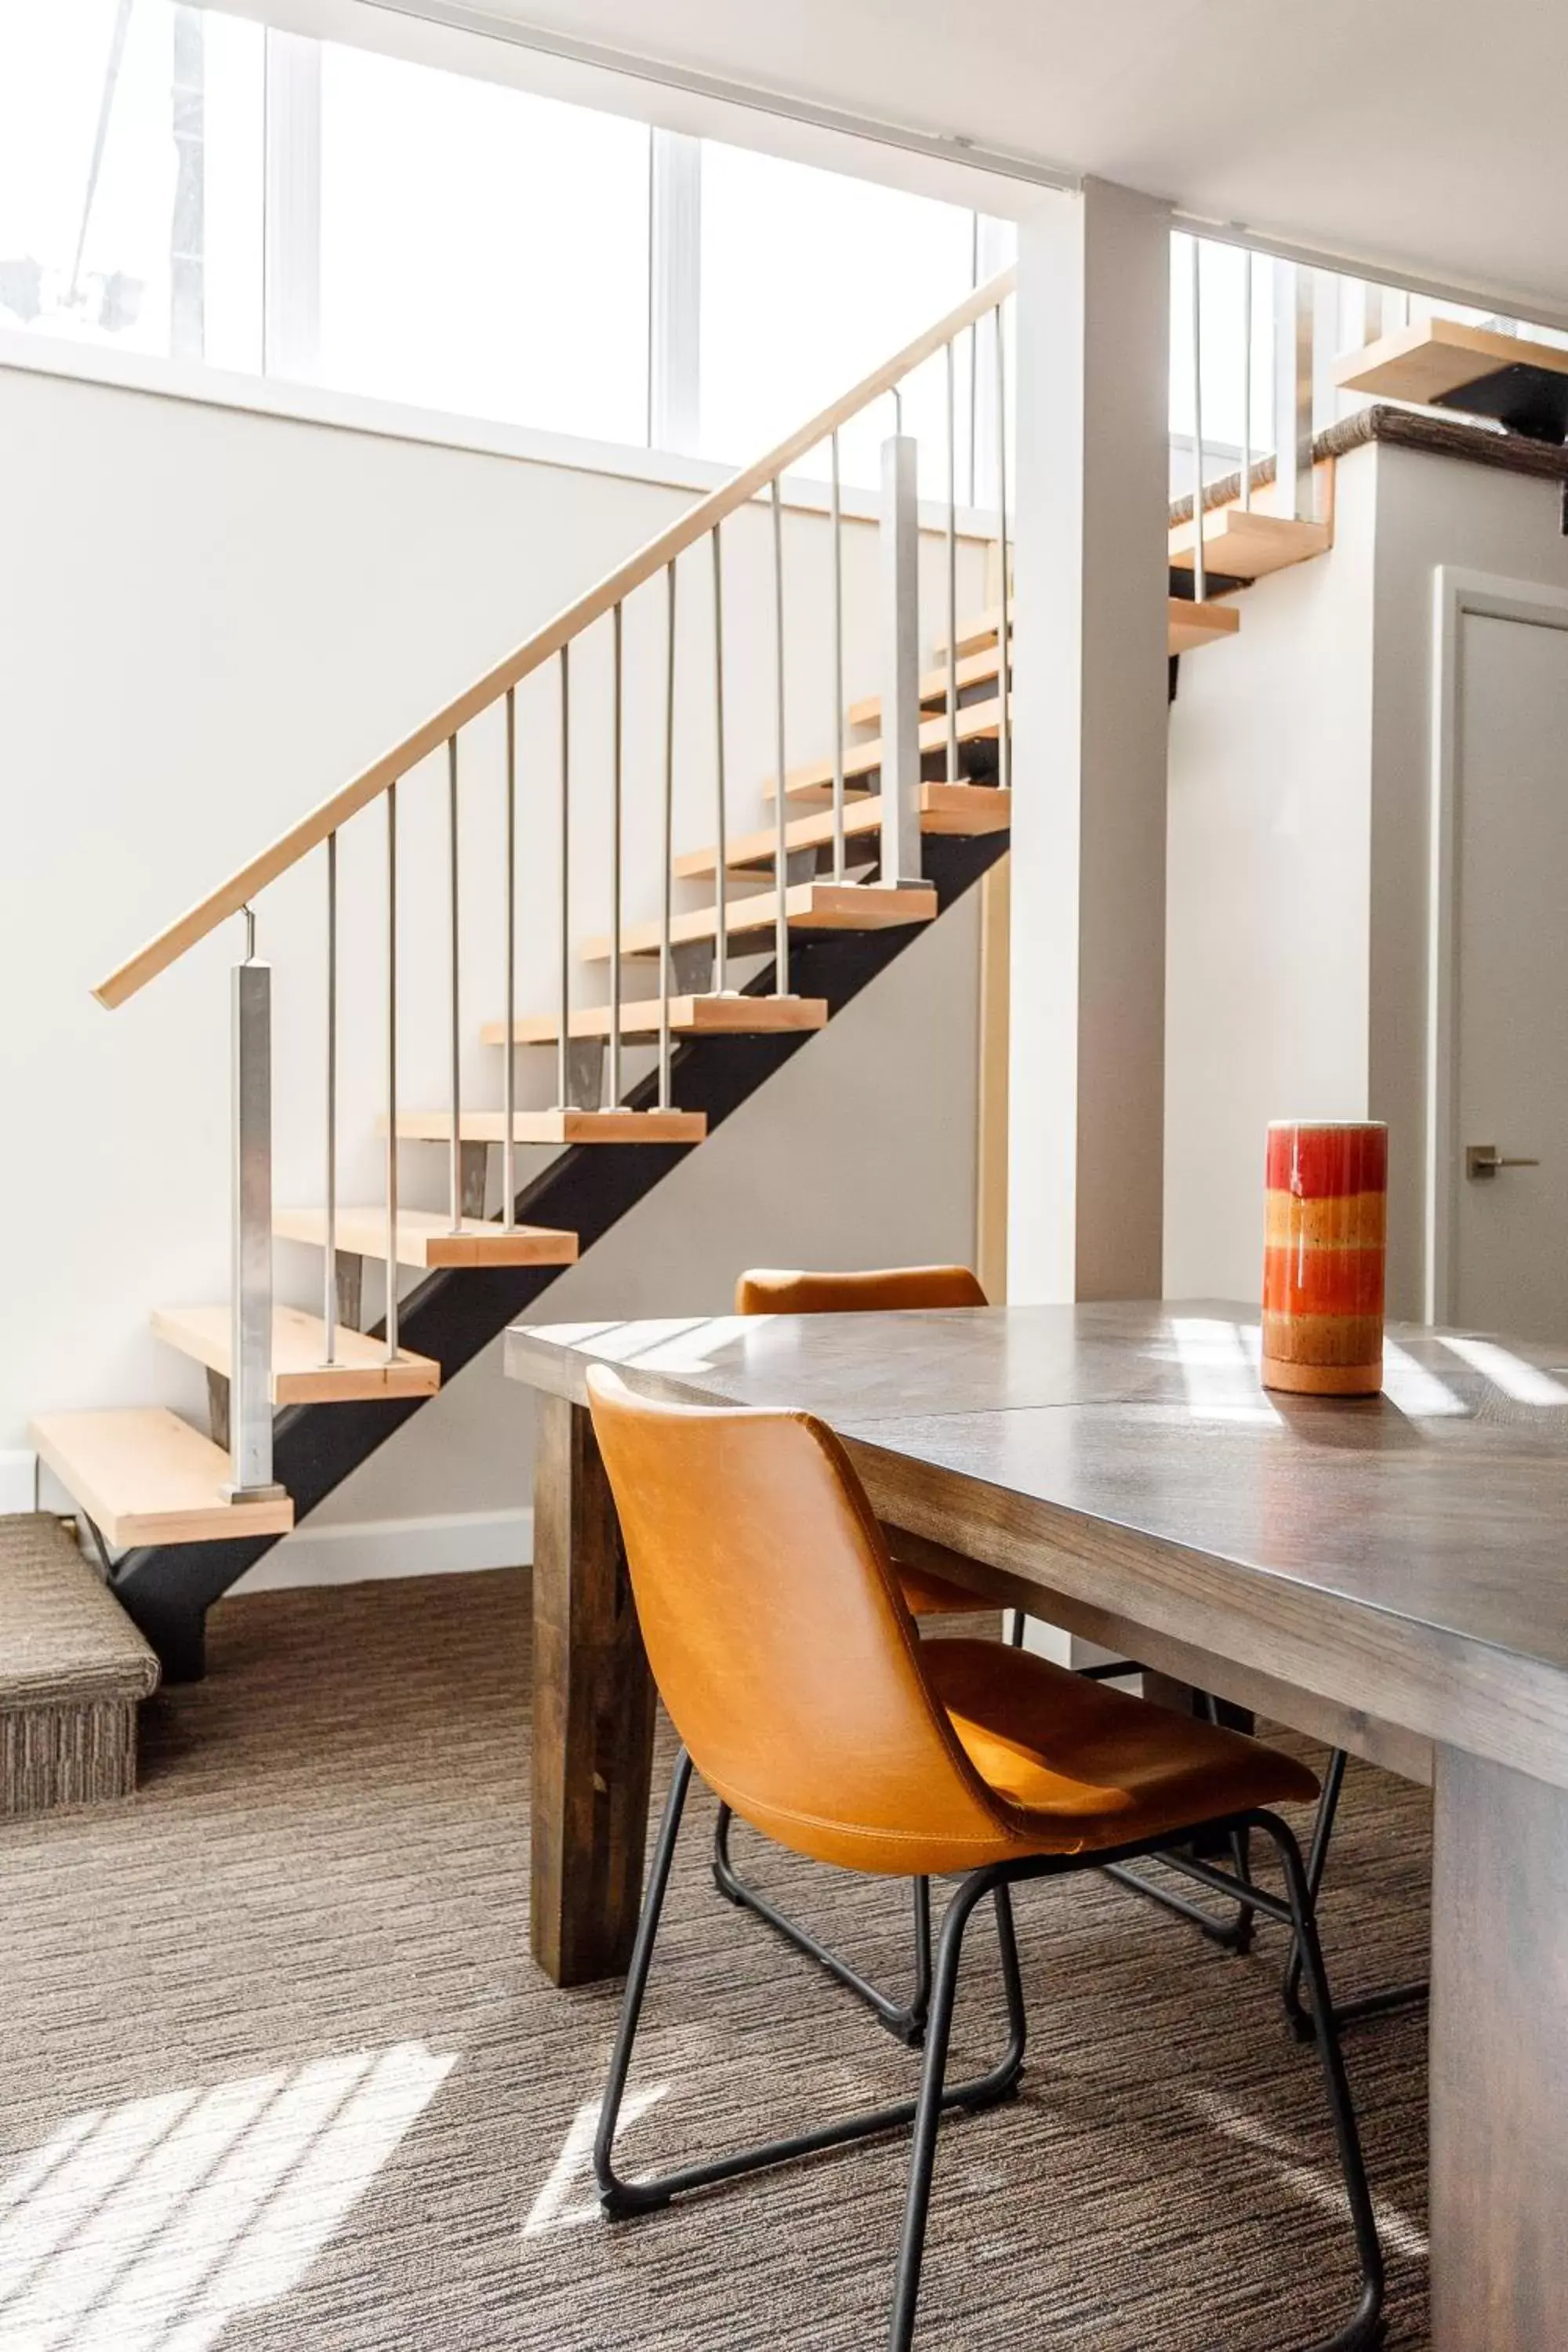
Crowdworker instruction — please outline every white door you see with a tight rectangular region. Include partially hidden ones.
[1444,602,1568,1338]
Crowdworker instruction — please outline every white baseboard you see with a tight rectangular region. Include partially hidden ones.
[230,1505,533,1593]
[0,1451,38,1514]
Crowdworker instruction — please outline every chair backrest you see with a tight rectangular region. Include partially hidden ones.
[735,1265,988,1316]
[585,1367,1006,1872]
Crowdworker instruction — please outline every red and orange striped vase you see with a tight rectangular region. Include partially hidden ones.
[1261,1121,1388,1396]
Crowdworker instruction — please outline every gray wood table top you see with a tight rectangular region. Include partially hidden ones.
[506,1299,1568,1780]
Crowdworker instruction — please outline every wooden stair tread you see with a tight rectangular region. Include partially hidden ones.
[583,881,938,961]
[481,995,828,1047]
[938,602,1241,656]
[847,647,1000,728]
[675,784,1011,880]
[28,1408,295,1548]
[1334,318,1568,433]
[765,698,1005,804]
[389,1108,707,1145]
[1167,597,1242,654]
[1168,507,1331,579]
[276,1205,579,1269]
[150,1304,440,1403]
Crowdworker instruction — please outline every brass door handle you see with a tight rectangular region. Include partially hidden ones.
[1466,1144,1542,1180]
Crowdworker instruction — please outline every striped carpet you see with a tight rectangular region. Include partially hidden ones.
[0,1570,1430,2350]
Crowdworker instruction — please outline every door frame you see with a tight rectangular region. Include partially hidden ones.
[1427,566,1568,1320]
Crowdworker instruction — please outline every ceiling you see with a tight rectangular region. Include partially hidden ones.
[347,0,1568,322]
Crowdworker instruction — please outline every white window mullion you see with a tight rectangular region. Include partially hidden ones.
[263,29,321,381]
[647,128,700,454]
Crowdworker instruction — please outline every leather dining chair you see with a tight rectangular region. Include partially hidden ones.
[585,1369,1384,2352]
[723,1264,997,2042]
[733,1267,1425,2048]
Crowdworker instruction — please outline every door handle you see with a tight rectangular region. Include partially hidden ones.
[1465,1143,1542,1180]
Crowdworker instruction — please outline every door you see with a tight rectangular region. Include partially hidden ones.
[1443,601,1568,1338]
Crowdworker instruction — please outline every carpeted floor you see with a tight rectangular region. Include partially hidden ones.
[0,1571,1431,2351]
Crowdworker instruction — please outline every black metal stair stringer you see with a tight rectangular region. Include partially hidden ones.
[111,827,1010,1678]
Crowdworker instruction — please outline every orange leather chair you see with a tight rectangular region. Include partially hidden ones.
[722,1265,996,2039]
[586,1370,1383,2352]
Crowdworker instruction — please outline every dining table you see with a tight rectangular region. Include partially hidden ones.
[503,1296,1568,2352]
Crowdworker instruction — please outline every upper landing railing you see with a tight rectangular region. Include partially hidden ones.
[90,264,1018,1512]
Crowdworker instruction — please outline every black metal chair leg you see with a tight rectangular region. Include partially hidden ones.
[1253,1813,1387,2352]
[888,1874,1024,2352]
[599,1766,1025,2223]
[1282,1749,1430,2042]
[713,1801,934,2045]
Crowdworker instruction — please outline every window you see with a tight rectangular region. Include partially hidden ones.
[312,46,649,441]
[0,1,262,368]
[699,143,1007,492]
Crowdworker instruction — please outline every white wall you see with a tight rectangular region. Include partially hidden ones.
[1366,444,1568,1316]
[1164,449,1377,1302]
[2,361,989,1570]
[1166,435,1568,1320]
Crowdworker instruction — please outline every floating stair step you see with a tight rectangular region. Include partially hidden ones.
[276,1204,579,1270]
[390,1107,707,1145]
[28,1408,295,1548]
[938,601,1239,658]
[0,1512,160,1813]
[765,698,1006,804]
[481,995,828,1047]
[847,646,1001,728]
[583,881,938,962]
[151,1304,440,1403]
[1168,507,1330,579]
[1334,318,1568,437]
[1168,597,1242,655]
[676,784,1011,881]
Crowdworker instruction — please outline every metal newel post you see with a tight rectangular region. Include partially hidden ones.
[227,907,281,1499]
[1190,237,1207,605]
[1273,256,1316,524]
[878,428,922,888]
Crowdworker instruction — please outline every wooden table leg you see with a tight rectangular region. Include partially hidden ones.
[1431,1744,1568,2347]
[530,1392,657,1987]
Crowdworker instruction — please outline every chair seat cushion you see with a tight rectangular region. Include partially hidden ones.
[923,1639,1319,1859]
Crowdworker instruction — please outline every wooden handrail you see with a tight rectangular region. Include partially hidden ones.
[93,266,1016,1010]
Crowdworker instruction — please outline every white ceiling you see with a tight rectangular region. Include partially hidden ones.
[356,0,1568,321]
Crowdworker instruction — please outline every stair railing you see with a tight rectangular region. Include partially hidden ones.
[90,265,1016,1504]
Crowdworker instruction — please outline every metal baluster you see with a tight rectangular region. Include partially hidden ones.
[556,647,570,1112]
[503,688,517,1229]
[770,476,790,994]
[1190,238,1207,604]
[447,734,462,1230]
[609,602,625,1098]
[945,338,960,784]
[659,560,677,1109]
[227,904,281,1498]
[384,780,399,1364]
[967,212,980,508]
[995,300,1011,794]
[322,832,337,1363]
[829,432,846,884]
[1240,247,1254,514]
[710,534,728,990]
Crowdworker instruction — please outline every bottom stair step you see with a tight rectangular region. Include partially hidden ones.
[28,1408,296,1548]
[0,1511,161,1813]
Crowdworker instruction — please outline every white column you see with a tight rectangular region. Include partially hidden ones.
[1007,177,1172,1304]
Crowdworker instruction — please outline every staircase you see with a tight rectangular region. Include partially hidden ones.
[28,241,1361,1685]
